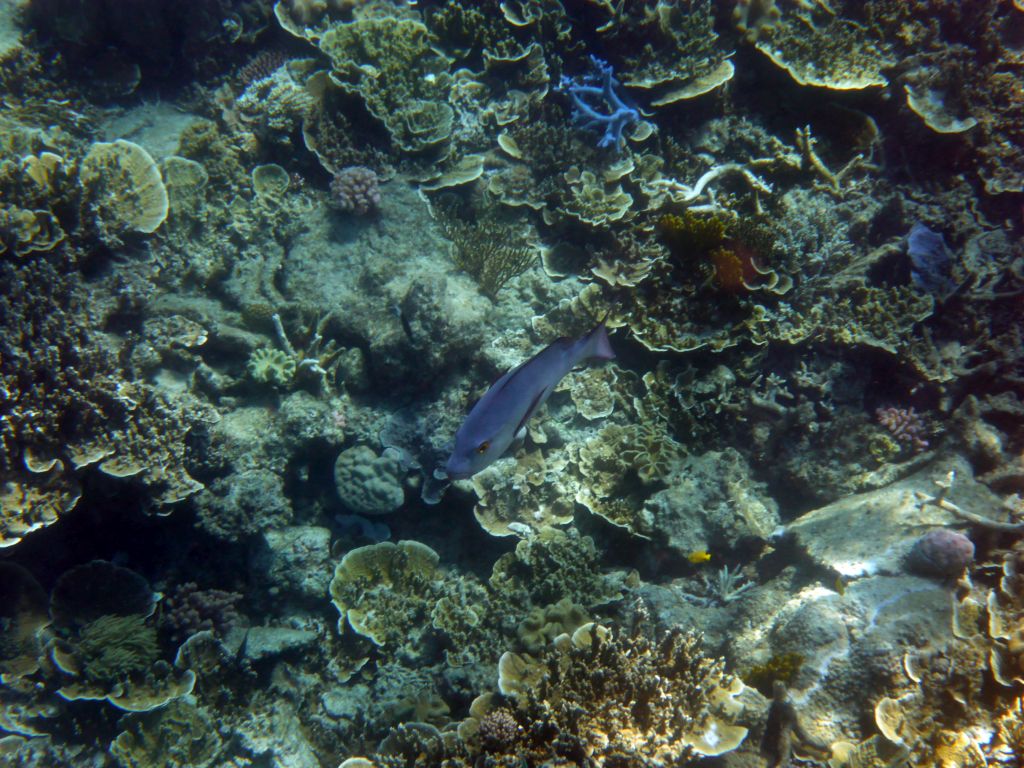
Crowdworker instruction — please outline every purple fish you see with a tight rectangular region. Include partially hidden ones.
[445,322,615,479]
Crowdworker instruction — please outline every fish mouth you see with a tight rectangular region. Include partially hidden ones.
[443,462,472,481]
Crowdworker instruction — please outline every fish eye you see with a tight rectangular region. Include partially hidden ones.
[476,441,490,454]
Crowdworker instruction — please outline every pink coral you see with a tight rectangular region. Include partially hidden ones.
[876,406,930,451]
[330,166,381,216]
[906,529,974,578]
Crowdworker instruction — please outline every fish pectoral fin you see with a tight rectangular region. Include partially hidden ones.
[503,428,527,458]
[513,388,548,439]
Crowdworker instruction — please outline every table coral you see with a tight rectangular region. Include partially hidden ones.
[613,0,734,106]
[78,139,169,245]
[752,3,893,90]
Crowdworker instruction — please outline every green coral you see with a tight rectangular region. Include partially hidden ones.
[742,651,805,696]
[247,348,296,388]
[657,210,728,258]
[319,18,454,152]
[76,614,160,685]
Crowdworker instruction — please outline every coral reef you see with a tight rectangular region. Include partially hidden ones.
[0,0,1021,765]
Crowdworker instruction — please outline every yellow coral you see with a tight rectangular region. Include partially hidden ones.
[78,140,169,243]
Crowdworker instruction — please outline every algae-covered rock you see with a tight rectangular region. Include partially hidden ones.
[645,448,780,556]
[255,526,332,601]
[784,456,988,578]
[334,445,405,516]
[223,626,318,662]
[194,469,294,540]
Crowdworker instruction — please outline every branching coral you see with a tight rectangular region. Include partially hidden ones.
[489,622,748,765]
[0,262,203,546]
[434,203,537,299]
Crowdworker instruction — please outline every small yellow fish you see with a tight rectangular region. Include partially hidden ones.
[834,575,846,595]
[687,550,712,565]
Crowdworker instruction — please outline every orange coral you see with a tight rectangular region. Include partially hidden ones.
[711,246,745,291]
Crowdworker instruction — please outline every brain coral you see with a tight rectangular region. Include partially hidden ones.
[333,445,406,516]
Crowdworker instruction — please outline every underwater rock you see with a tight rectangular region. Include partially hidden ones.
[281,185,488,394]
[234,699,320,768]
[784,456,994,578]
[905,529,974,578]
[223,626,317,662]
[194,468,294,540]
[277,391,346,447]
[255,525,332,601]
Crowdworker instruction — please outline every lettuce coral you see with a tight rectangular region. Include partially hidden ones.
[319,18,454,153]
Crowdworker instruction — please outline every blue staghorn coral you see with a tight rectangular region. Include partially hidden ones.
[559,56,640,151]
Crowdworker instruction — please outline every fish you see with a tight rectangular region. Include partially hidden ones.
[444,321,615,480]
[687,550,712,565]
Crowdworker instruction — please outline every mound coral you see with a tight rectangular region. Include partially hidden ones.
[333,445,406,516]
[330,165,381,215]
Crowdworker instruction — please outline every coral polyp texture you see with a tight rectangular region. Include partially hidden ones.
[0,0,1021,765]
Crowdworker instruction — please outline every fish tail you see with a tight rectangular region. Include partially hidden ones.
[583,321,615,361]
